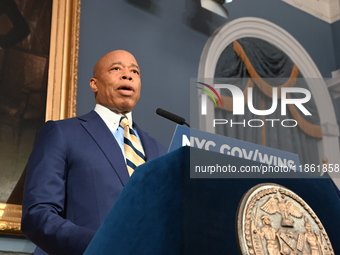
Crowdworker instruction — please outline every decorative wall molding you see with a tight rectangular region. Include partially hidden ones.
[282,0,340,23]
[326,69,340,98]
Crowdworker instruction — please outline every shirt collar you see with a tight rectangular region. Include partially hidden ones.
[94,104,133,132]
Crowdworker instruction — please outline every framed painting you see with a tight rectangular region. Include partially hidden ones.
[0,0,80,236]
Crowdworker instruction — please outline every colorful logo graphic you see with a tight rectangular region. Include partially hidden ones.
[196,82,223,106]
[197,81,313,130]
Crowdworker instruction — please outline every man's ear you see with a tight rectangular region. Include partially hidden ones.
[89,78,98,92]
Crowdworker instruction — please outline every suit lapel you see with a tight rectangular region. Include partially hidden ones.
[80,111,130,186]
[134,123,159,161]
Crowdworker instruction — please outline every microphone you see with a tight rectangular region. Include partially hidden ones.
[156,108,190,127]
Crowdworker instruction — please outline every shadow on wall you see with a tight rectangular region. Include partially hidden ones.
[126,0,162,16]
[126,0,225,36]
[183,0,227,35]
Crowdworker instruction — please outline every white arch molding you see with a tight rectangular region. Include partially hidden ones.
[198,17,340,184]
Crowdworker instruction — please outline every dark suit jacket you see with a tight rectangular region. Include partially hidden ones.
[21,110,167,255]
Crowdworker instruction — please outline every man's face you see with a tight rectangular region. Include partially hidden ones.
[262,217,270,225]
[90,50,141,114]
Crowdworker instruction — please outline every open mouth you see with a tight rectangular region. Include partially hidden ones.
[118,85,134,95]
[118,85,134,91]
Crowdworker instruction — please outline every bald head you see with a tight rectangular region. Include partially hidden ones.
[89,50,142,114]
[93,50,139,78]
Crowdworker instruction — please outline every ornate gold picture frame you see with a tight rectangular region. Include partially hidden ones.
[0,0,80,236]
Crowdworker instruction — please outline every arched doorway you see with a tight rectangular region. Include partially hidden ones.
[198,17,340,185]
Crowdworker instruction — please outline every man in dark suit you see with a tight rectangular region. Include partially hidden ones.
[21,50,167,255]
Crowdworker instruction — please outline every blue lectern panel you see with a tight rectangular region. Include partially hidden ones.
[84,147,340,255]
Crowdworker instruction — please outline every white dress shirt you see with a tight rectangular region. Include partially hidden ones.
[94,104,141,158]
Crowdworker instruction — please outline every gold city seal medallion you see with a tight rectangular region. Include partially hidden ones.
[236,183,334,255]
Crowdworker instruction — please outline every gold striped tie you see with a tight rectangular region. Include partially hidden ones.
[120,116,146,175]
